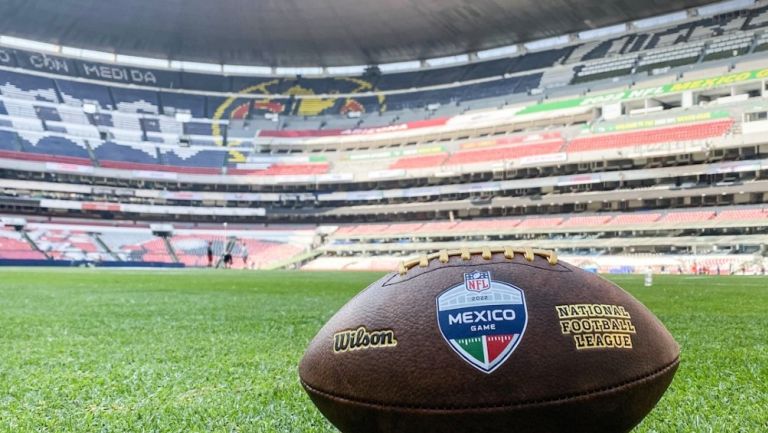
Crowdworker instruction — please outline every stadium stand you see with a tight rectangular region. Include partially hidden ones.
[389,154,448,170]
[568,120,734,152]
[28,228,109,261]
[92,141,160,168]
[0,226,46,259]
[0,3,767,274]
[57,80,114,109]
[98,231,163,262]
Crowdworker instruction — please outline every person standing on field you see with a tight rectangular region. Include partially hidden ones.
[207,241,214,268]
[242,243,249,266]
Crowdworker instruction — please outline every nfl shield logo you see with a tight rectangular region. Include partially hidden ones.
[464,271,491,292]
[436,271,527,373]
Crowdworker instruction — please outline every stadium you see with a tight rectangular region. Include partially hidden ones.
[0,0,765,431]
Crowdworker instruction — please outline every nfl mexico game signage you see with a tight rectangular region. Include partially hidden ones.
[436,271,527,373]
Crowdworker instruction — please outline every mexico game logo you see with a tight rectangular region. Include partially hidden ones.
[436,271,527,373]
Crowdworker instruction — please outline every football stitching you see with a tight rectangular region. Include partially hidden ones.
[300,356,679,411]
[398,247,559,276]
[382,256,571,286]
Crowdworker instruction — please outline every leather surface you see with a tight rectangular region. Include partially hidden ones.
[299,253,680,433]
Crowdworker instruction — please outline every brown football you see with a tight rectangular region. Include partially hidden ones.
[299,247,680,433]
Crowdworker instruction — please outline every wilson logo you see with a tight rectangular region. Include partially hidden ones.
[333,326,397,354]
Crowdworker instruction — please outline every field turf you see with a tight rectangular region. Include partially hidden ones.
[0,269,765,432]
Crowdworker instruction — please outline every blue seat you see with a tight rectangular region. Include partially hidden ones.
[111,87,160,114]
[89,113,113,127]
[0,129,20,151]
[93,141,159,164]
[159,92,206,118]
[509,47,574,73]
[159,148,226,168]
[462,58,515,81]
[0,70,58,102]
[376,71,422,91]
[745,6,768,29]
[140,118,161,133]
[35,106,61,122]
[20,134,90,159]
[57,80,113,108]
[184,122,215,135]
[581,40,615,61]
[183,72,231,92]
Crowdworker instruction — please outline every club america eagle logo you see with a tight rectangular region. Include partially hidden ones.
[436,270,528,373]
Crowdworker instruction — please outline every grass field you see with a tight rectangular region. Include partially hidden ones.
[0,269,765,432]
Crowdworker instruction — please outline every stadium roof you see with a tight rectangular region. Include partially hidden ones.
[0,0,725,67]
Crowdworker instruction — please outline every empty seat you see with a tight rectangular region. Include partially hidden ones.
[569,120,734,152]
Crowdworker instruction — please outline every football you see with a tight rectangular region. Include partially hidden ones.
[299,247,680,433]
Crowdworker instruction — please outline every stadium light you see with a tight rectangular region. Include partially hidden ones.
[476,45,518,60]
[170,60,222,73]
[222,64,273,75]
[524,35,569,51]
[578,24,627,41]
[275,66,324,76]
[425,54,470,68]
[633,11,688,29]
[326,65,368,76]
[697,0,755,17]
[0,35,59,53]
[61,46,115,62]
[378,60,421,73]
[115,54,170,69]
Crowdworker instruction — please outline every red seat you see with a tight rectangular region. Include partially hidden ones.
[445,140,564,166]
[569,120,734,152]
[389,154,448,169]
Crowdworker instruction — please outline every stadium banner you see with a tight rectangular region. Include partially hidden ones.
[120,203,265,216]
[157,191,205,201]
[0,178,90,193]
[340,118,449,136]
[404,186,443,198]
[45,162,94,174]
[557,174,602,186]
[0,47,18,67]
[517,152,567,166]
[234,163,272,170]
[257,118,449,138]
[4,48,182,86]
[345,191,385,201]
[244,155,327,164]
[140,189,283,202]
[227,192,282,201]
[92,186,135,197]
[346,145,445,161]
[460,132,562,150]
[279,193,316,202]
[82,202,122,212]
[368,169,406,179]
[591,110,731,133]
[132,170,179,181]
[518,68,768,116]
[316,173,354,183]
[39,199,81,210]
[76,61,180,87]
[706,160,763,174]
[13,49,77,77]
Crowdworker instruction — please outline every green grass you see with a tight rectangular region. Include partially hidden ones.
[0,269,765,432]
